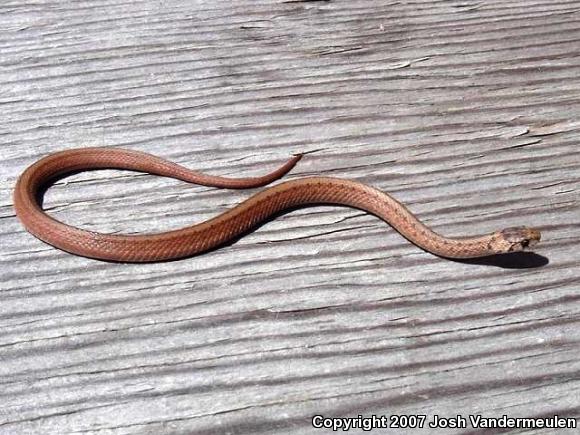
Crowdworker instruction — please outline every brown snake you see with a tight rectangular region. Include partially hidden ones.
[14,147,541,262]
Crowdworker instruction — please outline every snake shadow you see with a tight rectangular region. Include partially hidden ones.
[448,252,549,269]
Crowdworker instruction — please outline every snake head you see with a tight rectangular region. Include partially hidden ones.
[493,226,541,254]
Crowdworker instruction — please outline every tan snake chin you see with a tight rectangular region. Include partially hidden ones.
[13,148,542,262]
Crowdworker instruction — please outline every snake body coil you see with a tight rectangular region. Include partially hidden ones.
[14,148,541,262]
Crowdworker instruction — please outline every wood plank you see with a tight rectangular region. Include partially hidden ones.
[1,0,579,433]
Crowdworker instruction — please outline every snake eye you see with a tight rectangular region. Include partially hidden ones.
[521,239,530,248]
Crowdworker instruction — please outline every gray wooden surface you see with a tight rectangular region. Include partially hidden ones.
[1,1,579,434]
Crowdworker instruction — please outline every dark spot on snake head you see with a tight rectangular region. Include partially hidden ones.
[500,227,528,243]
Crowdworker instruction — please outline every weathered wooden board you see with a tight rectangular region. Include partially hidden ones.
[1,0,579,433]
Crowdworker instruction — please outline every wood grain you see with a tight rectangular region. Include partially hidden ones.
[1,0,579,433]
